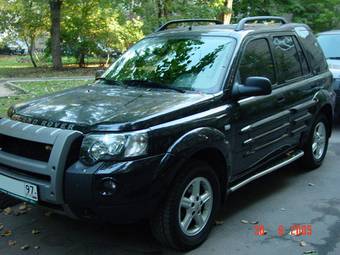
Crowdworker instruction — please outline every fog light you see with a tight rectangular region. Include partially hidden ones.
[103,178,117,190]
[99,177,117,196]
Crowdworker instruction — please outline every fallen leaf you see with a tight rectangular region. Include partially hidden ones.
[3,207,12,215]
[300,241,307,247]
[20,245,30,251]
[8,240,16,246]
[303,251,318,254]
[1,229,12,237]
[215,220,224,225]
[241,220,249,224]
[18,203,27,211]
[32,229,40,235]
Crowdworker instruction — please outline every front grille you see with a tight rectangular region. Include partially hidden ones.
[0,163,51,182]
[0,134,52,162]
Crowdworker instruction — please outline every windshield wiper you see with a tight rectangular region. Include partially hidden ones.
[327,57,340,60]
[121,79,187,93]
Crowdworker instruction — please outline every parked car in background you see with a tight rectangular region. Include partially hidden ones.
[317,31,340,119]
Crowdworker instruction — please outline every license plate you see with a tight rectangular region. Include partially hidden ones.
[0,174,38,203]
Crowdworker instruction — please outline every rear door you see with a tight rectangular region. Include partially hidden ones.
[230,36,292,177]
[269,33,318,149]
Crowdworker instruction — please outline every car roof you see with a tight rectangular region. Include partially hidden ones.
[148,23,311,40]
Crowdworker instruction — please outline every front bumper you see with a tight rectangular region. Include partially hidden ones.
[0,118,168,223]
[64,155,165,223]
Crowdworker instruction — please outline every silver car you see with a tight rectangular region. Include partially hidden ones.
[318,30,340,118]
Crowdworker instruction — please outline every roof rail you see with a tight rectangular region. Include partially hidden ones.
[156,19,223,32]
[235,16,288,31]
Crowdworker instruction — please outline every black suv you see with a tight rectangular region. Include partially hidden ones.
[0,17,335,250]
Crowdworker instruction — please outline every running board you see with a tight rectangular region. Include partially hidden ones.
[228,150,304,193]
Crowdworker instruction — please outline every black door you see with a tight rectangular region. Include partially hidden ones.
[230,37,292,178]
[269,34,326,153]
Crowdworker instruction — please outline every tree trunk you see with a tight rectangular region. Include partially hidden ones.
[25,38,37,68]
[49,0,63,69]
[79,53,85,68]
[220,0,233,24]
[105,53,110,66]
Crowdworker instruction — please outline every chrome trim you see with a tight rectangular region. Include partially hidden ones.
[150,105,230,130]
[238,96,255,104]
[229,150,304,192]
[224,124,231,131]
[240,125,251,133]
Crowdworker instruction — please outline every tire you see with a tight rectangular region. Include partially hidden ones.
[299,114,330,170]
[0,192,20,209]
[150,160,221,251]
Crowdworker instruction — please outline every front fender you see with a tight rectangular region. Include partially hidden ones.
[157,127,231,185]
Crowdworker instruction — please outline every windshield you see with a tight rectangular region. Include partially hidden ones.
[103,36,236,93]
[317,34,340,59]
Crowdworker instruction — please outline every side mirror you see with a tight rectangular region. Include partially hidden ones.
[232,76,272,99]
[95,69,106,80]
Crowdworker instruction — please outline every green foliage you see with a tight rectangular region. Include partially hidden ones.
[232,0,340,32]
[61,0,144,65]
[1,0,340,68]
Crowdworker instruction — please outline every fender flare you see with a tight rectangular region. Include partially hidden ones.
[157,127,232,187]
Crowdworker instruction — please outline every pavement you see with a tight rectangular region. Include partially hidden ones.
[1,126,340,255]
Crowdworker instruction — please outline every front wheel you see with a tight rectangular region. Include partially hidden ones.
[150,161,220,251]
[300,114,330,169]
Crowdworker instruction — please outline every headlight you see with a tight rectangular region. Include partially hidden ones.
[80,131,148,164]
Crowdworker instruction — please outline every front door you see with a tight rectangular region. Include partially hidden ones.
[230,37,291,177]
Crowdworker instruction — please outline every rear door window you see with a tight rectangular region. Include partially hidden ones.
[239,38,276,85]
[293,37,310,75]
[272,36,303,83]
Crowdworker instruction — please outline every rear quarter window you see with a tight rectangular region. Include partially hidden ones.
[294,27,328,74]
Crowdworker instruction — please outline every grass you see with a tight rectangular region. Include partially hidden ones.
[0,55,105,78]
[0,80,91,117]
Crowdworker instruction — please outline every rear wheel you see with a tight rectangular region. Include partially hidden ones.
[150,161,220,251]
[300,114,329,169]
[0,193,19,209]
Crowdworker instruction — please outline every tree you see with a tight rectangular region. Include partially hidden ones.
[62,0,143,67]
[49,0,63,69]
[220,0,234,24]
[0,0,49,67]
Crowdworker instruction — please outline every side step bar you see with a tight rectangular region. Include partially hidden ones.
[228,150,304,192]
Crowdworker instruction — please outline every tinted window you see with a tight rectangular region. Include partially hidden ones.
[272,36,302,82]
[295,27,327,74]
[293,37,309,75]
[239,39,275,85]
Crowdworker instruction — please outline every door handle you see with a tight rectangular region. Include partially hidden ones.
[277,96,286,103]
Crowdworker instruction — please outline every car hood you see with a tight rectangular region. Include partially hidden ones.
[9,83,213,132]
[327,59,340,79]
